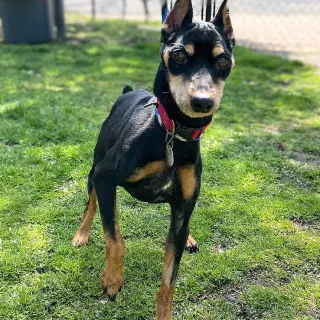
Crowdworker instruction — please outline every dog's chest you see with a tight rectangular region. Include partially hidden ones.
[123,166,175,203]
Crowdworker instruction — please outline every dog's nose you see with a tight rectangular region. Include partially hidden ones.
[191,96,214,113]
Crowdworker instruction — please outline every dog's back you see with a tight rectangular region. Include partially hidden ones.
[92,89,162,178]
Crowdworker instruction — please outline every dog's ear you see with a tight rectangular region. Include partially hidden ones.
[162,0,193,35]
[212,0,235,49]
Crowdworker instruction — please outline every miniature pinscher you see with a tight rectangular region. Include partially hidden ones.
[72,0,235,318]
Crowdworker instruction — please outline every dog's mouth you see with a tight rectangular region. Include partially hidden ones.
[170,91,219,118]
[176,101,217,119]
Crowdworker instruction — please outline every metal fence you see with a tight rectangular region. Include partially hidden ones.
[65,0,320,65]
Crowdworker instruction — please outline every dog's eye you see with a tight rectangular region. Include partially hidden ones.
[217,57,230,69]
[173,50,188,64]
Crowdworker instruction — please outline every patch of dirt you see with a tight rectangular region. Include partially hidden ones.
[290,151,320,167]
[67,36,104,45]
[211,223,237,253]
[212,243,228,253]
[263,126,281,134]
[188,284,241,305]
[242,266,287,287]
[308,307,320,319]
[274,141,286,151]
[290,217,320,231]
[4,141,20,146]
[219,285,241,304]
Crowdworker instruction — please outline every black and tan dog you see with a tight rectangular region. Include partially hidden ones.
[72,0,235,318]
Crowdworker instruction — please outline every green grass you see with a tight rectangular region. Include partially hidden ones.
[0,18,319,320]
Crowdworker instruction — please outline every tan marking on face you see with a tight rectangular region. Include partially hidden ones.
[185,44,195,56]
[72,188,97,247]
[168,72,197,117]
[163,48,170,67]
[168,64,226,118]
[231,55,236,69]
[101,193,125,298]
[127,160,167,183]
[212,42,224,57]
[177,166,196,200]
[156,245,175,320]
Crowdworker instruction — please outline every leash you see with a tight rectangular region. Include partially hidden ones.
[162,0,217,22]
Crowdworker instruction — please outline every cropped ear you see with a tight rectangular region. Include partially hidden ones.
[163,0,193,34]
[212,0,235,49]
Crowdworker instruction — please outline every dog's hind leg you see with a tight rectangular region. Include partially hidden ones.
[72,167,97,247]
[94,176,125,301]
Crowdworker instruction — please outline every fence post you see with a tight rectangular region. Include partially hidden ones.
[54,0,66,41]
[91,0,96,19]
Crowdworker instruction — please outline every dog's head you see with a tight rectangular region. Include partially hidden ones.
[161,0,235,118]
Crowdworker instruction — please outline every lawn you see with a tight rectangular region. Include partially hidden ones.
[0,19,319,320]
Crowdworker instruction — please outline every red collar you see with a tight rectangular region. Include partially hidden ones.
[156,98,211,141]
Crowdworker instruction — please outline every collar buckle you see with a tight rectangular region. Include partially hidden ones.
[175,122,197,141]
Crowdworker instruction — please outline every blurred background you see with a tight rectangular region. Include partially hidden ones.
[64,0,320,66]
[0,0,319,66]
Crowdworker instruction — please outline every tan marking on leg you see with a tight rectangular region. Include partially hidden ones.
[101,231,125,299]
[127,160,167,183]
[156,285,174,320]
[101,193,125,300]
[177,166,196,200]
[185,44,195,56]
[162,246,175,287]
[72,188,97,246]
[156,246,175,320]
[212,42,224,57]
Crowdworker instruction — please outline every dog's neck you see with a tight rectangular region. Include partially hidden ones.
[153,63,213,129]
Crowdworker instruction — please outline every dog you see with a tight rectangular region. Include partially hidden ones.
[72,0,235,318]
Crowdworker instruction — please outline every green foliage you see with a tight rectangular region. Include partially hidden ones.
[0,19,319,319]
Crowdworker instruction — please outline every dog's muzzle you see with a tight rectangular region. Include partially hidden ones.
[191,96,214,113]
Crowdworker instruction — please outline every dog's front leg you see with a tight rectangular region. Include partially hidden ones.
[93,176,125,301]
[156,201,195,320]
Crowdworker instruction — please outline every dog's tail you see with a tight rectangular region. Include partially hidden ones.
[122,85,133,94]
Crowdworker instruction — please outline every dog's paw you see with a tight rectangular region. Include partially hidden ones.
[185,234,199,253]
[72,230,89,247]
[101,268,124,301]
